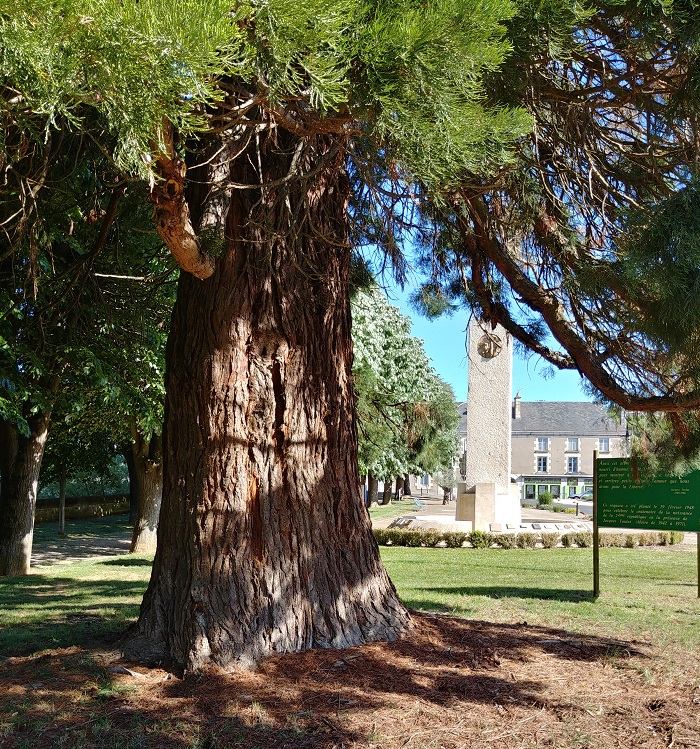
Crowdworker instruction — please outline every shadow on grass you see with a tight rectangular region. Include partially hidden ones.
[0,574,146,657]
[410,585,596,603]
[99,557,153,567]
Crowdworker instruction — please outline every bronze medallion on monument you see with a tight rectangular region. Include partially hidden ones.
[477,332,502,359]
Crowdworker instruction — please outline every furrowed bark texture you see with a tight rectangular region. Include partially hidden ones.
[0,412,51,576]
[128,130,410,671]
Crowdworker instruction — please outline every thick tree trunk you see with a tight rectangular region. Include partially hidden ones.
[380,481,392,505]
[367,474,379,506]
[129,429,163,554]
[403,474,412,497]
[0,411,51,576]
[127,130,409,671]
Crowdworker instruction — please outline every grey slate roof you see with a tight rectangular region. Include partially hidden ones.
[512,401,626,437]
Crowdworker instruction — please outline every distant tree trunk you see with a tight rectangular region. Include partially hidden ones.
[122,444,139,525]
[58,466,67,535]
[380,480,392,505]
[126,129,409,671]
[0,410,51,576]
[394,476,403,501]
[359,474,367,506]
[403,474,412,496]
[129,426,163,554]
[442,486,451,504]
[367,474,379,506]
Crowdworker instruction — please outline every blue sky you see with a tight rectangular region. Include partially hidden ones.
[384,281,592,405]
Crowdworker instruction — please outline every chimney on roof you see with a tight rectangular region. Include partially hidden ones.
[512,393,521,419]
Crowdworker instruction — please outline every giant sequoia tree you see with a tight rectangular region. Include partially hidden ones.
[1,0,538,669]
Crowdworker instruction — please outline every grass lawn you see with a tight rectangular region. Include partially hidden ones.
[381,546,700,652]
[367,496,431,522]
[0,554,152,657]
[2,536,698,658]
[32,515,133,544]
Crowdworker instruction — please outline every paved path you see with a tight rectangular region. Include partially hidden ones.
[31,531,132,568]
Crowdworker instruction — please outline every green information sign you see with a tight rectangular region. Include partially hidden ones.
[596,458,700,532]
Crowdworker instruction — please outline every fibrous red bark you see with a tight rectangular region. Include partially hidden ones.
[127,128,410,672]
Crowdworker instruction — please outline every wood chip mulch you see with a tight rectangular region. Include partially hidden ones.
[1,613,699,748]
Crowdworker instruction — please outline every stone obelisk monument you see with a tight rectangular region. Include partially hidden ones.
[456,319,521,530]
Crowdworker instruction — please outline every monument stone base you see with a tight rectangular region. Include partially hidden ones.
[456,482,522,532]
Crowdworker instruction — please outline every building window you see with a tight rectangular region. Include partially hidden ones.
[599,437,609,453]
[525,485,535,500]
[567,437,579,452]
[567,456,579,473]
[537,437,549,451]
[550,485,561,499]
[537,456,548,473]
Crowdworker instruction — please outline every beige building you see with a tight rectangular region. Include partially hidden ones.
[459,396,628,501]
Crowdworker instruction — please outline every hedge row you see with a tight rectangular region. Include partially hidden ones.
[373,528,685,549]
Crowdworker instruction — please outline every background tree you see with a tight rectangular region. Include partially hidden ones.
[352,284,459,503]
[0,118,172,573]
[40,416,127,535]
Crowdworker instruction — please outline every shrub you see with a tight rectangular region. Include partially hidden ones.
[538,491,553,506]
[469,530,494,548]
[656,531,684,546]
[403,531,426,547]
[442,531,468,548]
[373,529,389,545]
[418,530,441,547]
[496,534,518,549]
[571,531,593,548]
[516,532,538,549]
[637,531,657,547]
[540,532,561,549]
[599,533,625,548]
[385,529,412,546]
[373,526,685,551]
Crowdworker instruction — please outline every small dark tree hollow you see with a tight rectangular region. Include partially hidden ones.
[127,130,410,671]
